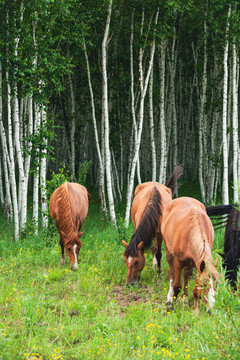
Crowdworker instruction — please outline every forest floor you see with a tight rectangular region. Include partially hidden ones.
[0,196,239,360]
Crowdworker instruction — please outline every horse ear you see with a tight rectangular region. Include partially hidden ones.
[137,241,144,250]
[122,240,129,248]
[200,260,205,273]
[218,252,225,259]
[79,230,86,237]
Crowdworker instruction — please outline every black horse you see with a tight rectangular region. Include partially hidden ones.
[206,204,240,289]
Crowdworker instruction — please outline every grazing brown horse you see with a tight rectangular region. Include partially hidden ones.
[162,197,219,311]
[122,165,183,286]
[49,182,90,270]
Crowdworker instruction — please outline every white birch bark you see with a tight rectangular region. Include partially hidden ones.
[158,40,167,184]
[67,65,76,179]
[125,10,159,226]
[0,62,12,218]
[198,14,208,203]
[40,108,48,229]
[82,35,107,216]
[6,70,19,239]
[222,7,231,205]
[102,0,116,227]
[149,67,156,181]
[232,41,239,203]
[169,28,178,169]
[33,102,41,234]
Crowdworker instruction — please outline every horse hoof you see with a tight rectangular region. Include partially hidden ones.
[166,302,173,311]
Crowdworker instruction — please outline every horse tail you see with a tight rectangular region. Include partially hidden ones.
[206,204,233,217]
[165,165,183,196]
[124,186,162,257]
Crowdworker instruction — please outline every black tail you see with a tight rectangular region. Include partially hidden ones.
[206,205,233,217]
[165,165,183,196]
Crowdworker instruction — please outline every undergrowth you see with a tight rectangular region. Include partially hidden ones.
[0,198,239,360]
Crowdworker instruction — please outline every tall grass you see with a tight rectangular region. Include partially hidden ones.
[0,198,239,360]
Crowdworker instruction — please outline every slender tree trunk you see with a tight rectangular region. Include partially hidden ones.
[102,0,116,227]
[125,10,159,226]
[82,35,107,216]
[222,7,231,205]
[158,41,167,184]
[149,67,156,181]
[33,102,41,234]
[0,63,12,218]
[40,108,48,229]
[6,71,19,240]
[232,41,239,203]
[68,69,76,180]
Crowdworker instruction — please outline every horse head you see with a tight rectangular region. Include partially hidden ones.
[193,259,219,311]
[60,230,85,270]
[122,240,145,286]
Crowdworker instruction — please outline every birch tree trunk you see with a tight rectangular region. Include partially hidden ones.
[6,70,19,239]
[149,67,156,181]
[232,41,239,203]
[198,14,208,203]
[68,69,76,180]
[40,108,48,229]
[125,10,159,226]
[0,62,12,219]
[82,35,107,217]
[222,7,231,205]
[33,102,41,234]
[158,41,167,184]
[102,0,116,227]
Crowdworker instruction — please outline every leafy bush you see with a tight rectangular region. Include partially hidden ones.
[77,160,92,186]
[46,166,73,201]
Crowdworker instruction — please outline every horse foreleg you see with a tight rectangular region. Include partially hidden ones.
[173,258,183,300]
[60,239,65,266]
[183,265,193,302]
[166,250,175,307]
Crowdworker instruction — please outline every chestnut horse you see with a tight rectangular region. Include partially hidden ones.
[49,182,90,270]
[122,165,183,285]
[206,204,240,289]
[162,197,219,311]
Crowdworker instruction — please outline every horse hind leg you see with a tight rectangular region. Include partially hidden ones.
[166,250,175,309]
[173,258,183,300]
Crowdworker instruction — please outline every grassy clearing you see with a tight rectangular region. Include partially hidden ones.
[0,199,239,360]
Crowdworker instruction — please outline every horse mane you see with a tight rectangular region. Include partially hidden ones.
[56,183,75,234]
[188,208,213,267]
[124,186,162,258]
[224,205,240,268]
[165,165,183,196]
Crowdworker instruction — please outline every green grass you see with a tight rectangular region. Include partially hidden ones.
[0,199,239,360]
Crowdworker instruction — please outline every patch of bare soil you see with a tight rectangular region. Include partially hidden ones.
[110,285,152,313]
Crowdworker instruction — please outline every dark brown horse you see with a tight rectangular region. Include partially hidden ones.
[122,165,183,285]
[162,197,219,311]
[49,182,90,270]
[206,204,240,289]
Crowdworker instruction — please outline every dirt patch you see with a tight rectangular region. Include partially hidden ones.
[110,285,150,307]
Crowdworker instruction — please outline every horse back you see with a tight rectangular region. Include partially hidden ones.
[131,182,171,229]
[67,183,89,230]
[49,182,89,233]
[162,197,213,259]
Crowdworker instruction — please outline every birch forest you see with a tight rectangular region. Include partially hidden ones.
[0,0,240,239]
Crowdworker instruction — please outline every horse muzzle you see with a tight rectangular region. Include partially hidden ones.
[70,262,78,271]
